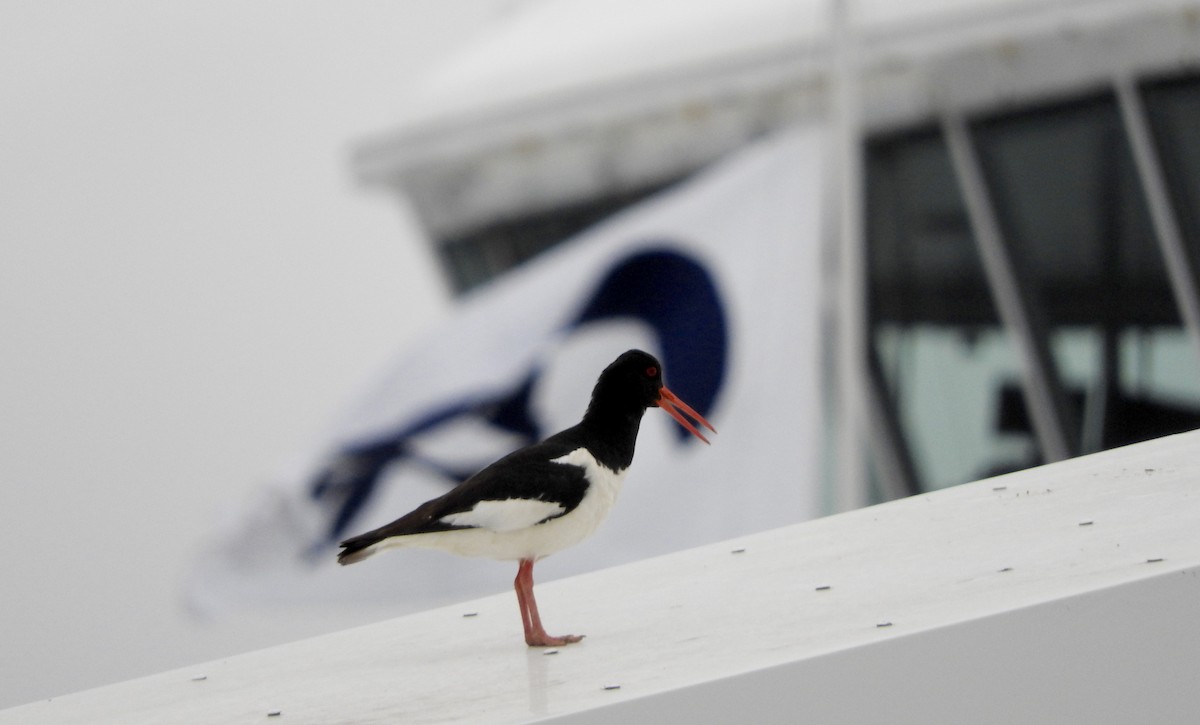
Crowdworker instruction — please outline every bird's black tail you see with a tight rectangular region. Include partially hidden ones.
[335,497,446,565]
[337,531,385,566]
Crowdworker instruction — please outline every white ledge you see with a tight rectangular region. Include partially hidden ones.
[7,430,1200,724]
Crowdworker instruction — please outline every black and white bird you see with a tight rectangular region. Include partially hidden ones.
[337,349,716,646]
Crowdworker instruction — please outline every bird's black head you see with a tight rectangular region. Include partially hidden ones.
[586,349,716,444]
[593,349,665,410]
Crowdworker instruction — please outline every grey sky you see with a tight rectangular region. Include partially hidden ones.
[0,1,511,708]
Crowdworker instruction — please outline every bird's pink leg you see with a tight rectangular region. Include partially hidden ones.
[513,560,535,640]
[514,558,583,647]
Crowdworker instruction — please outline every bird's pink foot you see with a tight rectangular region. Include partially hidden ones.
[526,633,584,647]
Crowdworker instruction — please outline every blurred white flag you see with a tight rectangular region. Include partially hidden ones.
[188,127,826,614]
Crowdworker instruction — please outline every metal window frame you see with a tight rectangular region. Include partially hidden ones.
[941,112,1077,464]
[1114,74,1200,367]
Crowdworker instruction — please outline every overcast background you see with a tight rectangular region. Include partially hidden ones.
[0,1,518,708]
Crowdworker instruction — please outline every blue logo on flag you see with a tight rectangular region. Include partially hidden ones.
[309,245,728,546]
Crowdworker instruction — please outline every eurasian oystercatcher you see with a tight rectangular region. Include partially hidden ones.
[337,349,716,646]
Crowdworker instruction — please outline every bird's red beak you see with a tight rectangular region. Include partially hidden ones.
[656,386,717,444]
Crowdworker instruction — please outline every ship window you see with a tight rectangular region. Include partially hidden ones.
[1142,73,1200,278]
[437,180,680,295]
[866,78,1200,495]
[867,129,1027,491]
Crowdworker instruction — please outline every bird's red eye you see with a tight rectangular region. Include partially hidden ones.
[645,366,658,377]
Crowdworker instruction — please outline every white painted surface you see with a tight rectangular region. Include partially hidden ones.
[9,430,1200,724]
[390,0,1192,131]
[358,0,1200,237]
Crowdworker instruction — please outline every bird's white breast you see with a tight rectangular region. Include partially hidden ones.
[545,447,626,545]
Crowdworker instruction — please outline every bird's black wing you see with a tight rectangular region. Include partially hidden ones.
[337,432,593,560]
